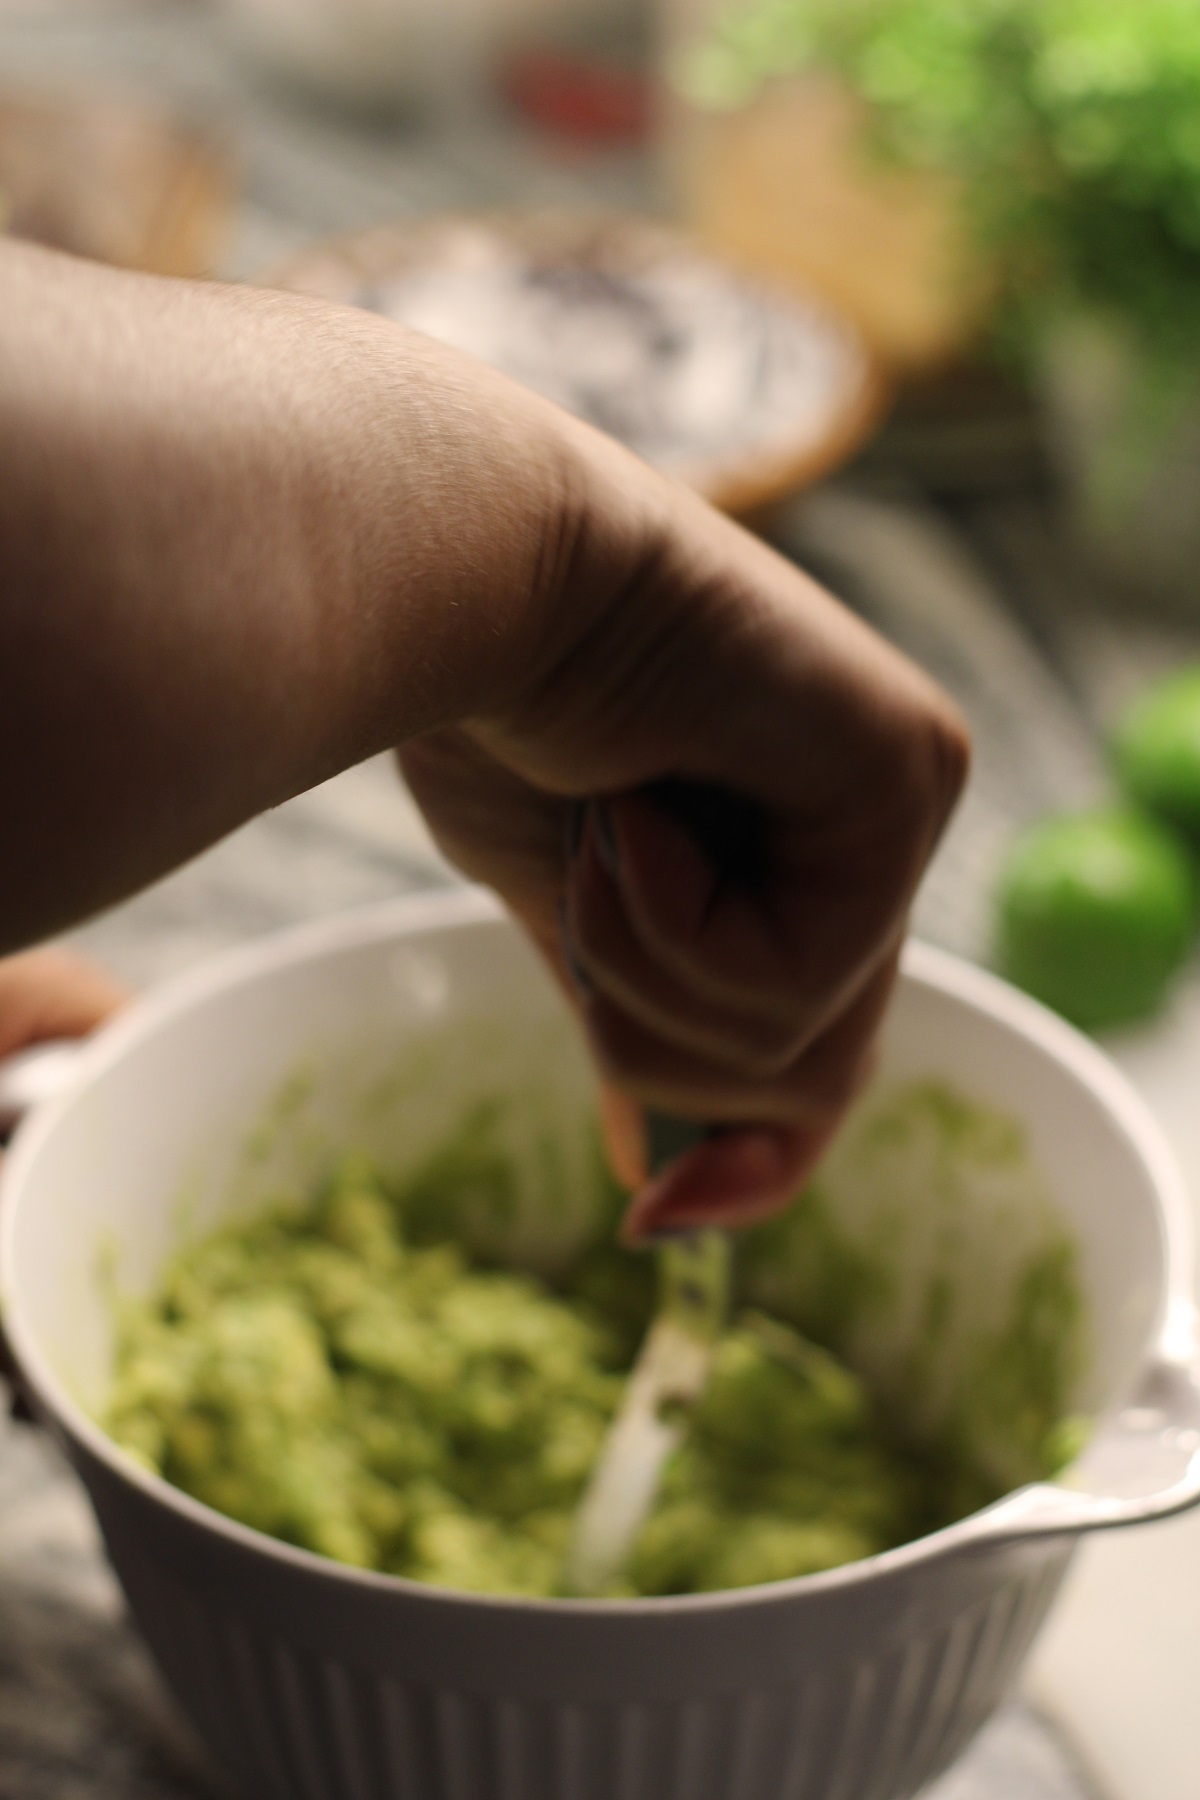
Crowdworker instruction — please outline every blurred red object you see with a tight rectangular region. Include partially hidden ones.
[501,50,652,148]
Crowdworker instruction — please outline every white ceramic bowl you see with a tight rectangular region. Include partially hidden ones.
[3,889,1199,1800]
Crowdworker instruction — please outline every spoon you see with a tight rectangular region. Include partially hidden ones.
[563,1114,730,1597]
[563,782,765,1597]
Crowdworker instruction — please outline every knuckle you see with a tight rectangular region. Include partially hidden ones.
[857,695,969,888]
[893,689,971,830]
[924,696,972,818]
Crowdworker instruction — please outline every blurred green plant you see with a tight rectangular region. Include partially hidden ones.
[678,0,1200,377]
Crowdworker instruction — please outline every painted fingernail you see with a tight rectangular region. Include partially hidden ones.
[557,900,594,997]
[590,799,620,880]
[622,1127,810,1243]
[564,800,586,863]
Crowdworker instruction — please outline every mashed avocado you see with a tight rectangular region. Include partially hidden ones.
[104,1090,1083,1598]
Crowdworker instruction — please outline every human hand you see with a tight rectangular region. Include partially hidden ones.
[0,949,127,1165]
[0,244,964,1239]
[0,949,126,1415]
[399,426,969,1240]
[0,947,128,1063]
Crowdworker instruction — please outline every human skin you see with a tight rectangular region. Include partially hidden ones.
[0,240,968,1237]
[0,949,127,1062]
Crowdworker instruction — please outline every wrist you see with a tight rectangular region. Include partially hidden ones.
[341,328,594,746]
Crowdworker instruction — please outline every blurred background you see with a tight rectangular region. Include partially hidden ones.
[4,4,1200,1798]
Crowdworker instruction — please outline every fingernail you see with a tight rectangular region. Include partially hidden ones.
[590,799,620,880]
[623,1127,810,1243]
[557,900,593,997]
[564,800,586,863]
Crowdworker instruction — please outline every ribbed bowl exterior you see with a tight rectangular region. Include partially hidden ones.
[78,1437,1074,1800]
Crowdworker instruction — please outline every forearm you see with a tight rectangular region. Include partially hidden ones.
[0,241,576,950]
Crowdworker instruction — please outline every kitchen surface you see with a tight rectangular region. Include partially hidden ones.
[2,3,1200,1798]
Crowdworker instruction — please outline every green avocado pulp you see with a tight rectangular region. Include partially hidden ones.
[104,1084,1086,1598]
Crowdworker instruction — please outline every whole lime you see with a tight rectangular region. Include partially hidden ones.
[1114,666,1200,844]
[995,809,1194,1031]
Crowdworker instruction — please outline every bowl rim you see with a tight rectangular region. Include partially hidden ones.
[1,889,1190,1618]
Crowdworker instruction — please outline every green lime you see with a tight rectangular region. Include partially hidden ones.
[995,808,1194,1031]
[1114,666,1200,844]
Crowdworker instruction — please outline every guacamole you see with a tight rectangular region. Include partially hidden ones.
[104,1091,1083,1598]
